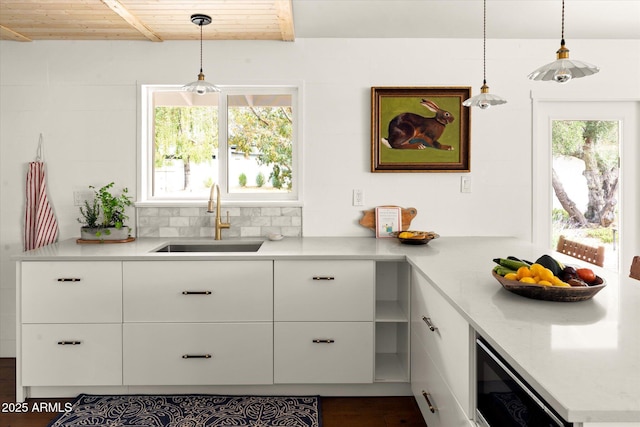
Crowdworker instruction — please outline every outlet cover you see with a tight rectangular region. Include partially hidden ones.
[353,189,364,206]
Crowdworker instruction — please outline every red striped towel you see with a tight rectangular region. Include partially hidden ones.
[24,161,58,251]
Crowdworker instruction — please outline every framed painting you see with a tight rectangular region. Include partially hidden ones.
[371,86,471,172]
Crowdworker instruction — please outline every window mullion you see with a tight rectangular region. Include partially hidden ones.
[217,92,230,198]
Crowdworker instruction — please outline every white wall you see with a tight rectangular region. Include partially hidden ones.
[1,38,638,356]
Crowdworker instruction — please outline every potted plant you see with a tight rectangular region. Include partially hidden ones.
[78,182,133,241]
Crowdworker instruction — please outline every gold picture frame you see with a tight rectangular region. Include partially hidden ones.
[371,86,471,172]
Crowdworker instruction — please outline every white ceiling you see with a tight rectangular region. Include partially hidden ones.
[292,0,640,40]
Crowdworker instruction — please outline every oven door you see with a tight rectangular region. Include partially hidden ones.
[476,337,573,427]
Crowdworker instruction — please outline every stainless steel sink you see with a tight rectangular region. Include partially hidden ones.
[154,241,263,253]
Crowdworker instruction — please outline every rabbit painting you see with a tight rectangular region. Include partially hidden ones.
[385,99,455,150]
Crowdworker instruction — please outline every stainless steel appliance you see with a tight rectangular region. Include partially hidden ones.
[476,336,573,427]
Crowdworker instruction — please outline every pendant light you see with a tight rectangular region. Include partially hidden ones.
[462,0,506,110]
[183,14,220,95]
[528,0,599,83]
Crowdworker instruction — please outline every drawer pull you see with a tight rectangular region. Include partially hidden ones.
[312,339,335,343]
[422,316,438,332]
[182,354,212,359]
[312,276,335,281]
[182,291,212,295]
[57,278,81,282]
[57,341,82,346]
[421,391,437,413]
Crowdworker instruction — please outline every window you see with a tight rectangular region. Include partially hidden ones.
[140,85,299,204]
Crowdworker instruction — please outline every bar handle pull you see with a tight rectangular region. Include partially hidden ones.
[312,276,335,281]
[422,316,438,332]
[182,291,212,295]
[57,278,81,282]
[421,391,436,413]
[182,354,212,359]
[312,339,335,343]
[57,341,82,346]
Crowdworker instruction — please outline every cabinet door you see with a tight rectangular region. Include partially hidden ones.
[274,260,374,321]
[274,321,373,384]
[123,261,272,322]
[21,324,122,386]
[412,270,471,416]
[411,329,473,427]
[123,323,273,385]
[21,261,122,323]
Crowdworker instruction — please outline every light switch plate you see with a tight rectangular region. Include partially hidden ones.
[461,176,472,193]
[353,189,364,206]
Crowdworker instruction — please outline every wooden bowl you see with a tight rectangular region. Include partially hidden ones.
[392,231,439,245]
[492,271,606,302]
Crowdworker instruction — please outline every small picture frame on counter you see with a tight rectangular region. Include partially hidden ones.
[375,206,402,238]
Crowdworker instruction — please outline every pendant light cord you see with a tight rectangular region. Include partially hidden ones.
[199,22,204,73]
[560,0,565,45]
[482,0,487,85]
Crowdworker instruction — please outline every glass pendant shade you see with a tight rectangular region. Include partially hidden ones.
[462,0,506,109]
[183,14,220,95]
[528,0,599,83]
[527,42,599,83]
[463,82,507,109]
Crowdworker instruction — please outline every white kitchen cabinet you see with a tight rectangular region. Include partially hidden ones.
[123,261,272,322]
[122,260,274,386]
[274,260,374,321]
[411,328,473,427]
[274,322,373,384]
[274,260,375,384]
[375,261,410,382]
[21,323,122,386]
[411,269,472,418]
[123,323,273,385]
[21,261,122,324]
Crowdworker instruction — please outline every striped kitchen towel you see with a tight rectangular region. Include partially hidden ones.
[24,136,58,251]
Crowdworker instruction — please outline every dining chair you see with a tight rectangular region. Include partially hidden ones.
[556,235,605,267]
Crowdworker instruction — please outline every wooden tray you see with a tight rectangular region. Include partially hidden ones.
[359,206,417,232]
[76,237,136,244]
[492,271,606,302]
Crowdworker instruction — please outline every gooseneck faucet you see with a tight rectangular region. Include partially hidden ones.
[207,183,230,240]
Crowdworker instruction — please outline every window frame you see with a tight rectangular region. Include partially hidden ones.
[137,84,302,207]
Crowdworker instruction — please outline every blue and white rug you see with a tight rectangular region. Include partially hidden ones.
[48,394,321,427]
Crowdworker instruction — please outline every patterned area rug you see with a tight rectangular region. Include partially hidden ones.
[48,394,321,427]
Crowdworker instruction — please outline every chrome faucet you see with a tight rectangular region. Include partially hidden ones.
[207,183,230,240]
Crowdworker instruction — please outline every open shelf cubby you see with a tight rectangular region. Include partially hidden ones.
[374,261,410,382]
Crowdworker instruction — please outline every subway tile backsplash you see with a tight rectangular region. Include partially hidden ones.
[136,207,302,238]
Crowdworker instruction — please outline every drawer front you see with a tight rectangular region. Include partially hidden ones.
[123,323,273,385]
[411,270,471,416]
[123,261,272,322]
[411,330,472,427]
[21,324,122,386]
[274,260,374,321]
[274,322,374,384]
[21,261,122,323]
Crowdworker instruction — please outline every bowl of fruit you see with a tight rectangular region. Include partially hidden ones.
[491,255,606,302]
[393,231,439,245]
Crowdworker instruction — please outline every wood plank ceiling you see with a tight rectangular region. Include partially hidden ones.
[0,0,295,42]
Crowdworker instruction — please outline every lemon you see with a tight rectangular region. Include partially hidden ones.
[537,280,553,286]
[519,277,536,284]
[504,273,518,281]
[398,232,413,239]
[516,266,532,280]
[539,268,554,282]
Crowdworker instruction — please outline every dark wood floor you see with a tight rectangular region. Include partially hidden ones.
[0,358,426,427]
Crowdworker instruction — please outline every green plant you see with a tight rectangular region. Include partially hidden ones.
[256,172,265,188]
[78,182,133,232]
[585,228,615,244]
[238,173,247,187]
[77,199,100,228]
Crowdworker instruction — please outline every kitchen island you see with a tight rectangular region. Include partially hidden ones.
[14,236,640,425]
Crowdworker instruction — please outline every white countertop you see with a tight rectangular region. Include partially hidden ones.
[15,236,640,423]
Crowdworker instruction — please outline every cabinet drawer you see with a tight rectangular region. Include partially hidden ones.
[123,261,272,322]
[274,322,373,384]
[274,260,374,321]
[411,270,471,417]
[21,261,122,323]
[21,324,122,386]
[123,323,273,385]
[411,330,471,427]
